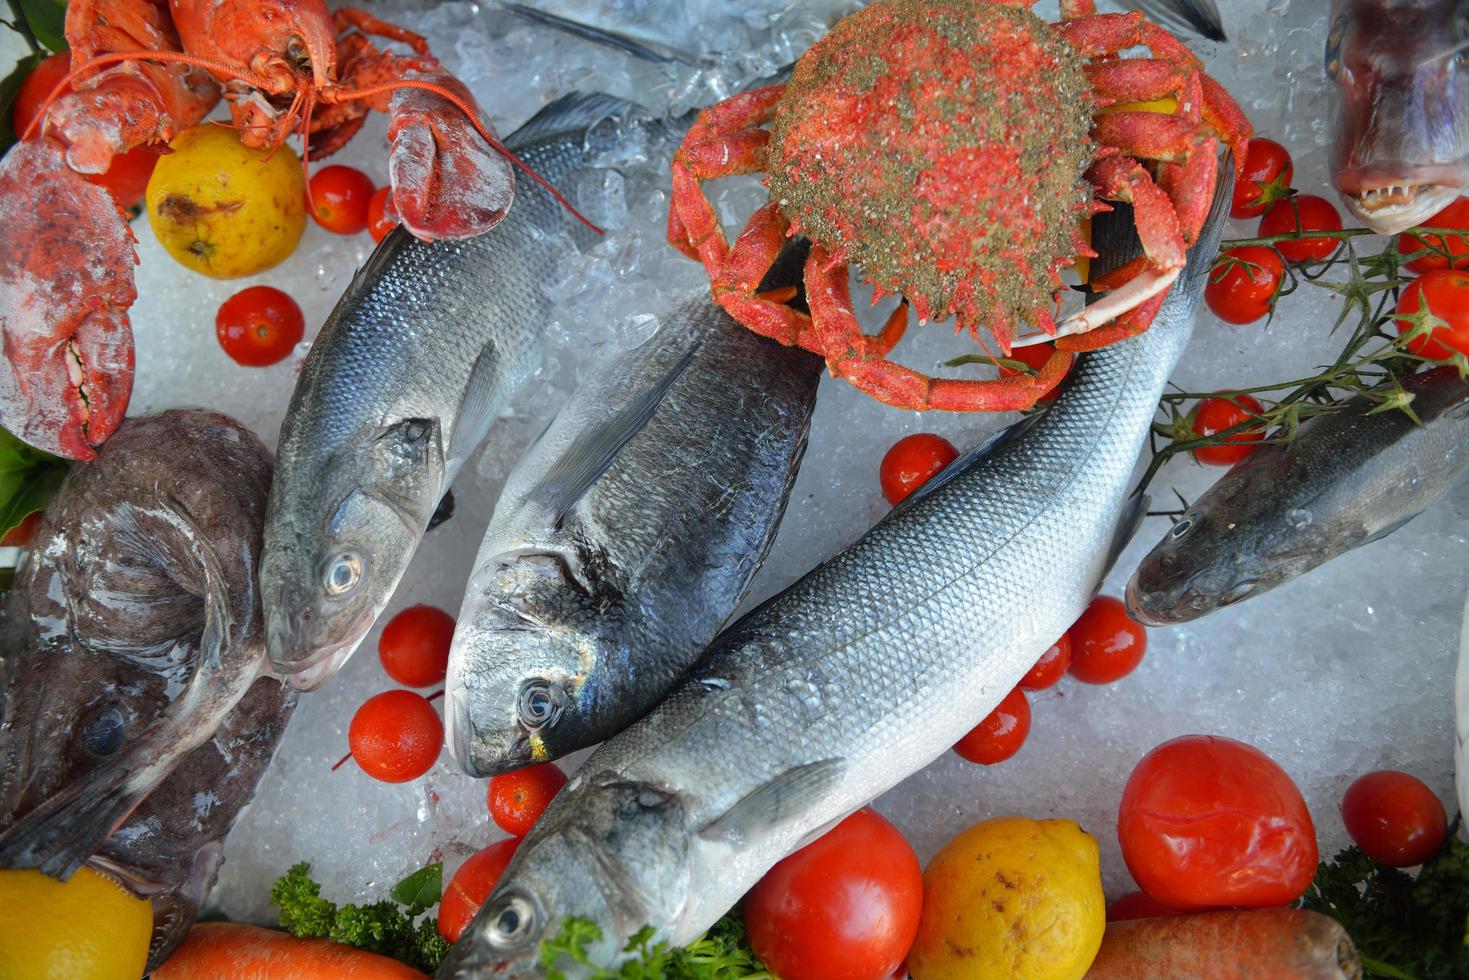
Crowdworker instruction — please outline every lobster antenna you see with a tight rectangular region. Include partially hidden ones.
[333,77,603,233]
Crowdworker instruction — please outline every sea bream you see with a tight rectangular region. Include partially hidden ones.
[436,170,1234,979]
[0,410,295,970]
[261,93,665,689]
[1327,0,1469,233]
[447,243,822,776]
[1128,367,1469,625]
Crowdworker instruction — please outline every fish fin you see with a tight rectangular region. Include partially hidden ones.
[698,758,846,846]
[498,2,702,65]
[890,416,1041,516]
[1102,492,1149,585]
[1123,0,1226,41]
[525,345,698,527]
[509,92,645,146]
[1364,512,1421,545]
[447,346,506,477]
[0,759,146,879]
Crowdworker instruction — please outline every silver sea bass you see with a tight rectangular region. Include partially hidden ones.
[446,266,822,776]
[437,174,1234,979]
[261,93,657,689]
[1128,367,1469,625]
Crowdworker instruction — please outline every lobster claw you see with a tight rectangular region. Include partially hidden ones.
[386,68,514,241]
[0,139,137,460]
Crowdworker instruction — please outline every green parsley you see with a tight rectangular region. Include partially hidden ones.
[539,914,774,979]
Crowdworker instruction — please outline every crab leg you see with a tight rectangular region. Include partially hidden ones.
[714,202,819,348]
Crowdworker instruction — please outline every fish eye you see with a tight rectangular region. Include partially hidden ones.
[1324,16,1345,79]
[1169,517,1194,539]
[82,707,125,756]
[517,679,564,731]
[486,892,537,948]
[322,551,363,597]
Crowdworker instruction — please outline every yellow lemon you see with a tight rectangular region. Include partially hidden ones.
[908,816,1106,980]
[146,124,306,278]
[0,867,152,979]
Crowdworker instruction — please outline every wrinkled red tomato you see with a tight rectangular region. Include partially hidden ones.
[1118,734,1318,910]
[744,808,922,980]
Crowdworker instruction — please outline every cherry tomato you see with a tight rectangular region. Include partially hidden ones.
[1118,734,1317,910]
[306,165,376,235]
[1393,269,1469,359]
[215,286,305,367]
[879,433,959,506]
[1230,138,1294,219]
[378,604,455,687]
[347,690,442,783]
[1340,770,1447,867]
[1067,596,1146,684]
[1005,342,1067,403]
[1106,890,1187,922]
[367,185,398,243]
[487,763,568,837]
[437,838,520,943]
[1258,195,1343,264]
[1205,247,1285,325]
[12,53,159,210]
[1019,634,1071,691]
[1,511,43,548]
[953,686,1030,765]
[744,808,922,980]
[1189,394,1265,467]
[1398,197,1469,274]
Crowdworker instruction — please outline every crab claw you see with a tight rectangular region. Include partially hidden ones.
[386,68,514,241]
[0,139,137,460]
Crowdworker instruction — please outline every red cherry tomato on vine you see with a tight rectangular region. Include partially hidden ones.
[1190,394,1265,467]
[1341,770,1447,867]
[367,185,399,243]
[1230,138,1294,219]
[1393,269,1469,359]
[215,286,304,367]
[437,838,520,943]
[1398,197,1469,274]
[1019,634,1070,691]
[1118,734,1317,910]
[879,433,958,506]
[1205,247,1284,325]
[487,762,568,837]
[744,808,922,980]
[307,165,376,234]
[378,604,455,687]
[347,690,442,783]
[1258,195,1343,264]
[12,53,159,210]
[953,686,1030,765]
[1067,596,1146,684]
[1006,342,1067,403]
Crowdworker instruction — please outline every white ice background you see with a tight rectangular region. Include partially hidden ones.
[71,0,1459,926]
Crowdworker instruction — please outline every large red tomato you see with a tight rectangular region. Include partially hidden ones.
[744,808,922,980]
[1117,735,1317,910]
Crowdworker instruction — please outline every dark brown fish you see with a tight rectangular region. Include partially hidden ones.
[0,409,295,969]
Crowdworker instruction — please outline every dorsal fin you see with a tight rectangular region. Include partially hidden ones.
[509,92,643,146]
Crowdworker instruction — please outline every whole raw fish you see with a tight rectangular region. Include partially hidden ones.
[1328,0,1469,233]
[447,244,821,776]
[1128,367,1469,625]
[261,93,661,689]
[0,410,294,970]
[437,170,1234,979]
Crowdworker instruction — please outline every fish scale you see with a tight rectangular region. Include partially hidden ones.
[439,166,1235,979]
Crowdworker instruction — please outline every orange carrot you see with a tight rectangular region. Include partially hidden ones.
[1084,908,1361,980]
[153,922,428,979]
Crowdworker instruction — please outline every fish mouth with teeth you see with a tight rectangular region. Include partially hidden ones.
[1333,165,1467,235]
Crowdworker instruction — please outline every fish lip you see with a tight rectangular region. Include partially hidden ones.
[275,634,364,691]
[1124,577,1171,626]
[1333,164,1466,233]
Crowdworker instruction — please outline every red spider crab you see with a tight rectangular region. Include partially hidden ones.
[0,0,592,460]
[669,0,1252,412]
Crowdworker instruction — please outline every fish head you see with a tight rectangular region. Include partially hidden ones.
[440,774,691,978]
[1328,0,1469,233]
[447,553,615,776]
[262,416,445,689]
[0,411,273,877]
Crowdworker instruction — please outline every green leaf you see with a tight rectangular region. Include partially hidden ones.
[0,428,68,541]
[390,862,442,914]
[18,0,65,54]
[0,51,45,155]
